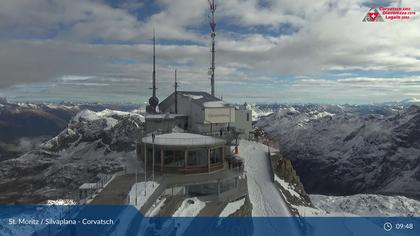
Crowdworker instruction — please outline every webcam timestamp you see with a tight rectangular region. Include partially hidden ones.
[383,222,415,232]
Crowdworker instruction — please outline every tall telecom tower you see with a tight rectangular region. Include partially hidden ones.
[208,0,216,96]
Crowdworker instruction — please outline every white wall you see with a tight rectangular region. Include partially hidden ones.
[204,107,235,124]
[231,109,252,139]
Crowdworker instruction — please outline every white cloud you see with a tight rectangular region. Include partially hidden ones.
[0,0,143,42]
[0,0,419,104]
[336,77,420,84]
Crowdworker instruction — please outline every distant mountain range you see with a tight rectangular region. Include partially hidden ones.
[0,102,77,142]
[0,100,141,160]
[0,108,143,203]
[2,99,419,205]
[255,103,420,198]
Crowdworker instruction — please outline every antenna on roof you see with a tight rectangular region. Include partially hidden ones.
[152,30,157,98]
[174,69,179,114]
[208,0,216,96]
[147,30,159,114]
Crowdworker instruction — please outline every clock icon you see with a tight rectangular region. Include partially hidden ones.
[384,222,393,232]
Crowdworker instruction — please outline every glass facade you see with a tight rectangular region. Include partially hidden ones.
[145,144,225,174]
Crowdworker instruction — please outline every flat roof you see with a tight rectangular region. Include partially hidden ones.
[142,132,226,147]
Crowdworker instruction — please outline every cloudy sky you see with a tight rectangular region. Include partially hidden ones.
[0,0,419,104]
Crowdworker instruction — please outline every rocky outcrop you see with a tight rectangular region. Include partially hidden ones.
[270,153,314,216]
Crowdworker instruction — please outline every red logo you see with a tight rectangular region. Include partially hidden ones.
[368,12,379,21]
[362,8,384,22]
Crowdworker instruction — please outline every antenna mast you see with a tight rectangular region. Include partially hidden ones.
[152,30,157,98]
[147,30,159,113]
[174,69,179,114]
[208,0,216,96]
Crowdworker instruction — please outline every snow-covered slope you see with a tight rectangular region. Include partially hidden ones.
[0,109,144,204]
[311,194,420,216]
[240,140,290,216]
[247,104,274,121]
[256,104,420,197]
[0,101,142,160]
[240,140,300,236]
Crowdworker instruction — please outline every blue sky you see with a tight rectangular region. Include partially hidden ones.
[0,0,419,104]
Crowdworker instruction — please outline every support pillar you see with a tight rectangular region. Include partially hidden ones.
[173,151,176,166]
[144,143,147,182]
[207,148,211,173]
[184,150,188,173]
[222,146,225,163]
[160,149,164,172]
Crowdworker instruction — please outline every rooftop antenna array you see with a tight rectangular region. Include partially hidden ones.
[208,0,216,96]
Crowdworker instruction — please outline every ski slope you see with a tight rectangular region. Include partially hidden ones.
[240,140,301,236]
[240,140,291,216]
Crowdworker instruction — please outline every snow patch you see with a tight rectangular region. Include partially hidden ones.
[128,181,159,210]
[73,109,99,121]
[46,199,77,205]
[172,197,205,217]
[171,197,206,236]
[219,198,245,217]
[274,175,301,199]
[73,109,145,123]
[104,117,118,130]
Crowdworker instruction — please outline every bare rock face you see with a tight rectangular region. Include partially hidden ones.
[270,153,314,216]
[0,109,144,204]
[256,104,420,198]
[276,159,301,184]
